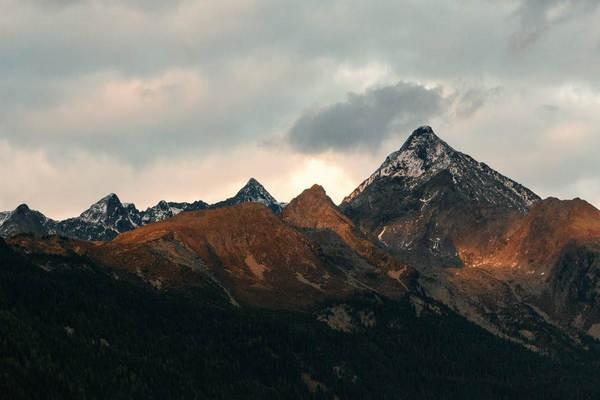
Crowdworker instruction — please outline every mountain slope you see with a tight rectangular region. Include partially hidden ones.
[485,197,600,271]
[545,239,600,339]
[283,184,415,297]
[91,203,354,308]
[484,198,600,338]
[4,236,600,399]
[10,198,413,309]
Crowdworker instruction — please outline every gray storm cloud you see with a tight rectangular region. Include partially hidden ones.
[287,82,497,153]
[288,82,446,152]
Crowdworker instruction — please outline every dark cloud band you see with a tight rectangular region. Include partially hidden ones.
[288,82,446,153]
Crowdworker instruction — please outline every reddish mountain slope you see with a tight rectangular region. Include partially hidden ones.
[9,194,415,309]
[92,203,351,308]
[453,198,600,272]
[489,198,600,271]
[283,185,414,295]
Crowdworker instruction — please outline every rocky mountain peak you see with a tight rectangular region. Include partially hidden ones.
[14,204,32,214]
[0,204,56,238]
[401,125,453,159]
[246,177,260,186]
[238,178,275,201]
[343,126,539,212]
[343,127,457,203]
[341,125,542,268]
[80,193,125,225]
[301,184,328,200]
[140,200,186,224]
[212,178,283,213]
[283,185,353,232]
[404,125,440,144]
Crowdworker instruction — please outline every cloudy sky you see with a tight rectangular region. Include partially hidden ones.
[1,0,599,218]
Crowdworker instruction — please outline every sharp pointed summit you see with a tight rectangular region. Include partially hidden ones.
[212,178,283,213]
[341,126,540,267]
[79,193,125,224]
[0,204,56,238]
[55,193,139,241]
[343,126,539,212]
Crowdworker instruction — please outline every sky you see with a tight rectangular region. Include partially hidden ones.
[1,0,599,219]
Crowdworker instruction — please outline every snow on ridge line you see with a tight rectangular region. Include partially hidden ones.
[343,127,539,211]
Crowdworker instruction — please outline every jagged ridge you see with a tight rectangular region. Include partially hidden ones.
[0,178,279,240]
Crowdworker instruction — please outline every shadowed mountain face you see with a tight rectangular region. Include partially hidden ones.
[545,240,600,335]
[0,204,57,238]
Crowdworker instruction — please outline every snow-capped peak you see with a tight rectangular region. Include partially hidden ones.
[211,178,283,213]
[80,193,124,224]
[343,126,540,212]
[345,127,455,201]
[236,178,278,205]
[376,126,454,180]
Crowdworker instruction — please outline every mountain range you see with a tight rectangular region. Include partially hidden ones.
[2,126,599,398]
[0,178,282,241]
